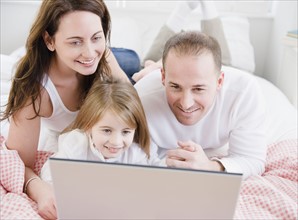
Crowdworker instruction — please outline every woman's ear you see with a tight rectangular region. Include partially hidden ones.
[43,31,55,52]
[216,71,224,90]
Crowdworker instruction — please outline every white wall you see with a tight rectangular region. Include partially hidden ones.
[263,1,297,85]
[1,1,296,83]
[0,1,41,55]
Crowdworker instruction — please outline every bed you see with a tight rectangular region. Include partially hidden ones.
[1,1,297,219]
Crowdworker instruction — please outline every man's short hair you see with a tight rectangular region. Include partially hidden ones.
[162,31,222,74]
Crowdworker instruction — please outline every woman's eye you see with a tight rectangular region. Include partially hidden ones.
[70,41,81,46]
[93,36,102,41]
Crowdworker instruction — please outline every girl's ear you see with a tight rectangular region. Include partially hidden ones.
[86,128,91,135]
[216,71,224,90]
[43,31,55,52]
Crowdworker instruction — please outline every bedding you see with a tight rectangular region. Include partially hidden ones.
[1,139,297,219]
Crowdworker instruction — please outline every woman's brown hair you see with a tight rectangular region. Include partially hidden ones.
[1,0,112,122]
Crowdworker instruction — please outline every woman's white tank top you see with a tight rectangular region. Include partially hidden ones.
[39,75,78,151]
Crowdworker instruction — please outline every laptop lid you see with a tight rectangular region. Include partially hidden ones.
[49,158,242,219]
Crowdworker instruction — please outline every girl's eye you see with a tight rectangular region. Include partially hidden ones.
[103,129,111,134]
[122,130,132,135]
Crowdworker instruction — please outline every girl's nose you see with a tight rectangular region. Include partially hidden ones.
[109,133,122,146]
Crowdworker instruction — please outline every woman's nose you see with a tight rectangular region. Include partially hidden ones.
[81,42,95,58]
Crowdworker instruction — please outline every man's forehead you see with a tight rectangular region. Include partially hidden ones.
[167,76,207,86]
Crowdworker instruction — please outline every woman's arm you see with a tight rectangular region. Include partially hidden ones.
[6,102,41,168]
[132,59,162,82]
[6,94,57,219]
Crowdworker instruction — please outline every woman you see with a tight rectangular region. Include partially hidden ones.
[1,0,128,219]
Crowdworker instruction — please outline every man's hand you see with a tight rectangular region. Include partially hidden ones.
[166,140,224,171]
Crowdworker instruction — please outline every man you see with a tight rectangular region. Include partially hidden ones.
[135,31,267,179]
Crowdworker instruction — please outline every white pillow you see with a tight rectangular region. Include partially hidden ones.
[1,48,25,97]
[10,46,26,60]
[202,16,255,73]
[0,54,18,80]
[0,54,17,138]
[221,16,255,73]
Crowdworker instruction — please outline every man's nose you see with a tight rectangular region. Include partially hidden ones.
[180,91,195,110]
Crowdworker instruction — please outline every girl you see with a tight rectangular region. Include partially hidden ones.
[41,79,160,183]
[0,0,128,218]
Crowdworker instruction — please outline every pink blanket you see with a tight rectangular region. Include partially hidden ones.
[0,150,53,219]
[1,139,297,219]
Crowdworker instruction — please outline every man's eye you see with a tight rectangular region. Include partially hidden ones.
[170,85,179,89]
[194,88,204,92]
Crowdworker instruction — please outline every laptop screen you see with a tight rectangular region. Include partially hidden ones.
[49,158,242,219]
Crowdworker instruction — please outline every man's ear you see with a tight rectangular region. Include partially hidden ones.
[217,71,224,90]
[161,68,165,86]
[43,31,55,52]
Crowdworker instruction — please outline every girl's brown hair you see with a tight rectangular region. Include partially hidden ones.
[65,78,151,157]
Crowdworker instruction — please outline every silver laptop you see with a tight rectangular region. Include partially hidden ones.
[49,158,242,219]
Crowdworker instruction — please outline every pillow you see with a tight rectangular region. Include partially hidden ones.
[10,46,26,60]
[0,54,17,138]
[0,54,18,80]
[202,16,255,73]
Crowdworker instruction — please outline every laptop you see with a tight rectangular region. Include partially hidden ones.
[49,158,242,219]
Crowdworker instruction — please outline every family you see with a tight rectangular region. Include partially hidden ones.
[0,0,267,219]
